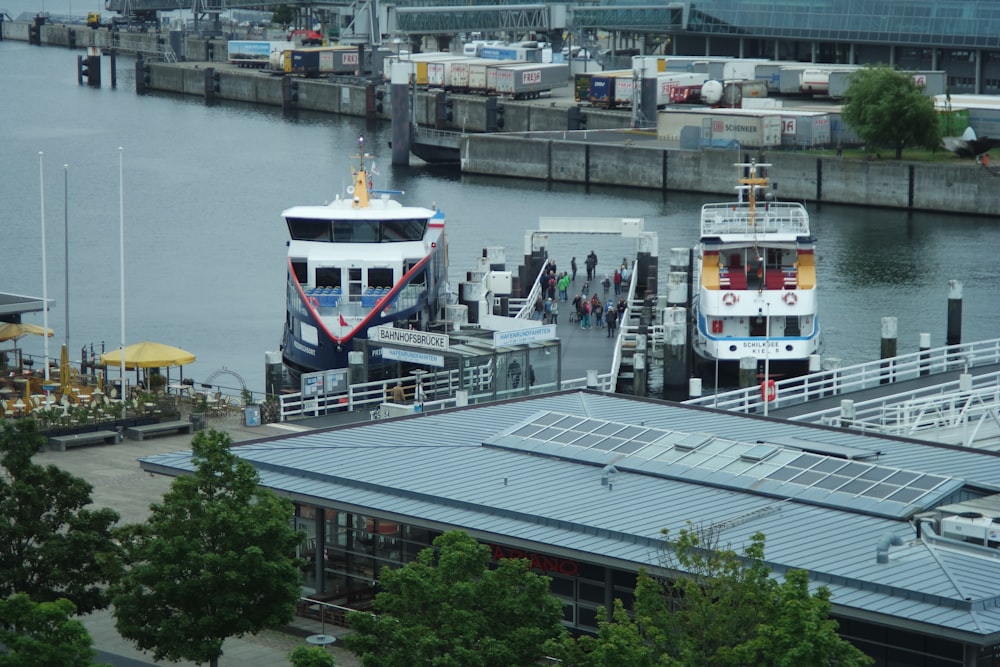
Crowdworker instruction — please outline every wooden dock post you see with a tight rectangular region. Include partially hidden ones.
[880,317,897,384]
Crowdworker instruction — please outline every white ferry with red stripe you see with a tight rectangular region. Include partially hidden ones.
[280,136,448,381]
[692,160,822,379]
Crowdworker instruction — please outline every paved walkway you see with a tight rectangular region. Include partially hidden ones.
[36,417,361,667]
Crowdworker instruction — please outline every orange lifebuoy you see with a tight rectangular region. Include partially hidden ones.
[783,292,798,305]
[307,296,319,308]
[722,291,738,306]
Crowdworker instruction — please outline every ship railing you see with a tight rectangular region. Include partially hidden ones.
[682,338,1000,416]
[700,203,809,236]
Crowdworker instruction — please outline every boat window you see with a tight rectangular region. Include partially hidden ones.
[349,268,363,300]
[291,260,308,284]
[368,268,393,290]
[333,221,380,243]
[382,219,427,242]
[316,267,341,289]
[405,261,426,286]
[287,218,331,242]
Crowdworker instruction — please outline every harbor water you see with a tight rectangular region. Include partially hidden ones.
[2,40,998,393]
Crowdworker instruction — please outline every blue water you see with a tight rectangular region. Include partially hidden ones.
[2,40,998,392]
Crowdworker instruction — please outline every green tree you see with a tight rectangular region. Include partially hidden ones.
[344,530,568,667]
[554,528,871,667]
[289,645,336,667]
[842,65,941,160]
[271,4,294,28]
[0,420,121,614]
[110,429,304,667]
[0,593,105,667]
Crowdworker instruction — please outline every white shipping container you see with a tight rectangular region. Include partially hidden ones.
[657,109,782,148]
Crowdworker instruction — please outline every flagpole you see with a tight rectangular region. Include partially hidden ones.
[119,147,126,417]
[39,152,51,381]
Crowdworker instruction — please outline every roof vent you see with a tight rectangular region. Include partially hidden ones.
[601,465,618,486]
[876,534,904,563]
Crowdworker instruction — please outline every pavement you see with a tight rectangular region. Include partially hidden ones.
[35,413,362,667]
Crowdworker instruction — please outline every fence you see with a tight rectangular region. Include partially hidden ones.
[682,338,1000,415]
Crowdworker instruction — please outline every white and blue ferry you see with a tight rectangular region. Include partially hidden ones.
[280,137,448,381]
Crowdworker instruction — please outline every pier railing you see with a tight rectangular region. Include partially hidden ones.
[681,338,1000,415]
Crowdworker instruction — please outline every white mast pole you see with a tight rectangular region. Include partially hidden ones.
[119,147,126,417]
[39,152,51,381]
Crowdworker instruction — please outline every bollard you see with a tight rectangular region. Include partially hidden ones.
[688,377,703,399]
[880,317,897,385]
[822,356,842,397]
[633,352,647,397]
[919,333,931,377]
[586,369,599,390]
[840,399,855,428]
[666,271,688,307]
[738,356,756,389]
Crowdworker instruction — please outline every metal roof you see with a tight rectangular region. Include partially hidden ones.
[140,390,1000,644]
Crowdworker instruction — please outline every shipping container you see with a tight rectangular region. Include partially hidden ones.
[480,45,543,63]
[776,110,832,146]
[282,46,362,76]
[425,56,479,88]
[706,59,767,82]
[657,109,783,149]
[494,63,569,99]
[935,94,1000,137]
[588,69,632,107]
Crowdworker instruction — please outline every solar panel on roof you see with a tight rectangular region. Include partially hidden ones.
[482,412,965,520]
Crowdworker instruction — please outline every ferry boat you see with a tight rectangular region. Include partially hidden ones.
[280,136,448,381]
[692,160,821,379]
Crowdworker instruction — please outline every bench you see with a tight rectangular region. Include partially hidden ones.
[49,430,120,452]
[125,420,194,441]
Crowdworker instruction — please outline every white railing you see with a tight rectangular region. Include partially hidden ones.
[700,202,809,236]
[682,338,1000,415]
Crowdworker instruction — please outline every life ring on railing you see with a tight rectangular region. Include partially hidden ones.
[722,291,738,306]
[307,296,319,309]
[783,292,798,305]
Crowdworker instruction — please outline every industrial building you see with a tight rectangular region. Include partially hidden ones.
[141,390,1000,667]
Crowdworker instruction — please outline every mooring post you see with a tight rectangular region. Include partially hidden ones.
[919,333,931,377]
[880,317,897,385]
[946,279,963,346]
[738,356,756,389]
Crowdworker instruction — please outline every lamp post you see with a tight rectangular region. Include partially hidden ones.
[64,164,69,354]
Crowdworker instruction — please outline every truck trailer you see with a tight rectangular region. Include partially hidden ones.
[494,63,569,99]
[228,40,294,69]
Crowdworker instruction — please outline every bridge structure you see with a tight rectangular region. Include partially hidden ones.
[97,0,689,48]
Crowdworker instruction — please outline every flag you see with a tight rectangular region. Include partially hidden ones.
[339,314,349,327]
[370,160,379,176]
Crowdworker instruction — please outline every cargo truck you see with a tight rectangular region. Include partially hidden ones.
[494,63,568,99]
[228,40,294,69]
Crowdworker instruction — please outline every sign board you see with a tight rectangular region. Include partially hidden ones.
[301,372,325,397]
[382,347,445,368]
[493,325,557,347]
[370,325,449,351]
[325,369,348,394]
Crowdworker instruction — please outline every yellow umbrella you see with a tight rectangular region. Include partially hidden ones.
[0,322,55,343]
[100,341,196,369]
[59,344,71,396]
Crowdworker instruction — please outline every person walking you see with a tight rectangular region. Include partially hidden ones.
[613,268,622,296]
[570,257,577,282]
[585,251,598,282]
[550,298,559,325]
[581,299,591,329]
[591,295,603,328]
[606,303,617,338]
[543,297,552,324]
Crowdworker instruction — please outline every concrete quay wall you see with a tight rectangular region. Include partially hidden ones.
[460,135,1000,216]
[8,23,1000,216]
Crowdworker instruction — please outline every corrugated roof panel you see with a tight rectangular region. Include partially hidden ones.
[140,391,1000,640]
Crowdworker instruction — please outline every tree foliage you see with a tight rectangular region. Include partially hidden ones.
[0,593,104,667]
[0,420,121,614]
[554,527,872,667]
[842,65,942,159]
[344,530,568,667]
[110,429,304,667]
[289,645,336,667]
[271,4,294,27]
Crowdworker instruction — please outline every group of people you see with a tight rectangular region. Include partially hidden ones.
[533,253,630,339]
